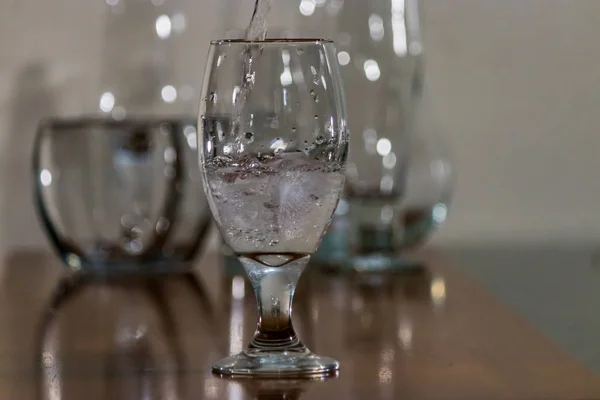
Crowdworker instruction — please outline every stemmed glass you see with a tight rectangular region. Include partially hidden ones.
[199,39,348,377]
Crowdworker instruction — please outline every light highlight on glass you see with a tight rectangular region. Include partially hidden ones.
[391,0,408,56]
[99,92,115,113]
[337,51,350,66]
[363,59,381,81]
[430,276,447,306]
[383,152,397,169]
[299,0,316,16]
[280,50,293,86]
[376,138,392,156]
[164,147,177,163]
[161,85,177,103]
[156,14,172,39]
[184,125,197,149]
[369,13,385,41]
[380,205,394,223]
[40,169,52,187]
[232,276,246,300]
[432,203,447,223]
[380,175,394,192]
[397,319,413,349]
[364,128,378,155]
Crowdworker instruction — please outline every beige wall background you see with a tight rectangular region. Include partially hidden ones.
[1,0,600,254]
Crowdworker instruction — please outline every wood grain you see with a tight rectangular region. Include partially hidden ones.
[0,249,598,399]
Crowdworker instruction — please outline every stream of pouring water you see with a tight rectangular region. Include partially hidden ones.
[246,0,273,41]
[229,0,273,148]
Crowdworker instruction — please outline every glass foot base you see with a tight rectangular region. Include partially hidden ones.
[212,351,340,378]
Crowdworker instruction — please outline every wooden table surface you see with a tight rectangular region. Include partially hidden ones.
[0,248,599,400]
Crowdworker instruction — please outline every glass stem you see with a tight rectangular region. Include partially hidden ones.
[238,255,310,353]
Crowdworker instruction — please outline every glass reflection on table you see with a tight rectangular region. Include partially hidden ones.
[27,249,447,399]
[302,262,445,399]
[36,271,220,400]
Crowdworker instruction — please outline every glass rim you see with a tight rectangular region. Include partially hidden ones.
[210,38,334,46]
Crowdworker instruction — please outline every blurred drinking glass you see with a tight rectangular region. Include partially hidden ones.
[34,118,210,273]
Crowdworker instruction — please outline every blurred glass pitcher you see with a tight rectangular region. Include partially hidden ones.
[282,0,455,270]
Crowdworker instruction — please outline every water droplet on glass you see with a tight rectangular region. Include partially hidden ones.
[245,131,254,140]
[314,94,320,103]
[270,137,287,154]
[314,114,319,119]
[209,92,217,102]
[310,89,315,96]
[269,239,279,246]
[292,127,297,132]
[296,47,304,54]
[313,75,320,86]
[315,135,325,145]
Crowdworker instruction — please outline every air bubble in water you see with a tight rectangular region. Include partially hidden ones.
[270,137,287,154]
[269,239,279,246]
[245,132,254,142]
[314,94,320,103]
[310,89,315,96]
[245,71,256,85]
[246,158,260,169]
[315,135,325,145]
[209,92,217,102]
[296,47,304,54]
[292,127,297,132]
[314,114,319,119]
[313,75,320,86]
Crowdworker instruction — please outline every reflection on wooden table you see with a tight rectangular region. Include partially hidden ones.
[0,249,599,399]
